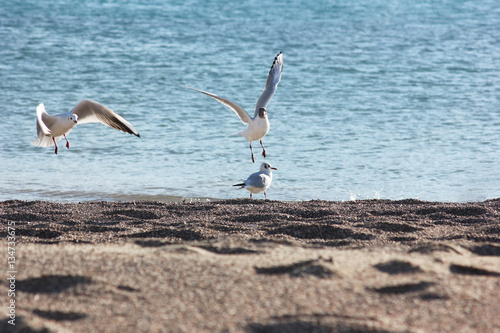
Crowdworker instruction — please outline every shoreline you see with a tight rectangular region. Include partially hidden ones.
[3,191,498,205]
[1,198,499,332]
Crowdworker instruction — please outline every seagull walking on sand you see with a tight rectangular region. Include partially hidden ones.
[32,100,140,154]
[233,162,277,199]
[183,52,283,162]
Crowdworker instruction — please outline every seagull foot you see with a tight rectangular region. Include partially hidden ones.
[64,134,70,149]
[250,143,255,163]
[52,137,58,154]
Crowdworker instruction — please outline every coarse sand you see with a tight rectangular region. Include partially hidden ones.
[1,199,499,332]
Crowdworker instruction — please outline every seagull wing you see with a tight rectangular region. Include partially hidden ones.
[71,100,140,137]
[246,172,268,188]
[254,52,283,117]
[35,103,52,135]
[32,103,61,147]
[182,85,253,125]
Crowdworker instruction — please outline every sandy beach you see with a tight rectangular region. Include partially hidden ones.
[1,198,499,332]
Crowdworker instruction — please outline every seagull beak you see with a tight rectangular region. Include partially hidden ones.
[74,120,78,124]
[271,167,277,170]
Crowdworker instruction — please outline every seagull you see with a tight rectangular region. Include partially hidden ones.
[32,100,140,154]
[233,162,277,199]
[183,52,283,162]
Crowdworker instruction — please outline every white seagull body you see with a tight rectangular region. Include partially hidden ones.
[183,52,283,162]
[233,162,277,199]
[32,100,140,154]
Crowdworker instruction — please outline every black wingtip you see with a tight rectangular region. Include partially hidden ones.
[270,52,283,70]
[233,183,245,187]
[136,133,141,138]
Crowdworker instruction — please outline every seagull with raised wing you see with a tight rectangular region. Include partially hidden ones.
[32,100,140,154]
[183,52,283,162]
[233,162,277,199]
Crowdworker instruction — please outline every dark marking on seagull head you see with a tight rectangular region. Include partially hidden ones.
[258,107,267,118]
[261,162,277,171]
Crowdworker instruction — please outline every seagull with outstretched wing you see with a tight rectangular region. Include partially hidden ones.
[183,52,283,162]
[32,99,140,154]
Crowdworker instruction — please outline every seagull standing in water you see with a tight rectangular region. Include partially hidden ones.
[183,52,283,162]
[32,100,140,154]
[233,162,277,199]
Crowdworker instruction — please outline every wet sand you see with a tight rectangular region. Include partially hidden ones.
[1,199,499,332]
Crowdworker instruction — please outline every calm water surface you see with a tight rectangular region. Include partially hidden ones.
[1,0,499,202]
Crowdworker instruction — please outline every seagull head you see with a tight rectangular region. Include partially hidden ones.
[258,107,267,119]
[260,162,277,172]
[69,114,78,124]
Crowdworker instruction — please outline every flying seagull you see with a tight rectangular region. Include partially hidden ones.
[233,162,277,199]
[32,99,140,154]
[183,52,283,162]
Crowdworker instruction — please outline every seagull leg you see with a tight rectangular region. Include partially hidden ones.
[264,191,267,199]
[52,137,58,155]
[250,193,253,199]
[64,134,70,149]
[260,139,266,158]
[250,142,255,163]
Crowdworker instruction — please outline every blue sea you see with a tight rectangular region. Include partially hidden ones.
[1,0,499,203]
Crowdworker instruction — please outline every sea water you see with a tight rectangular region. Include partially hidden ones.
[1,0,499,202]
